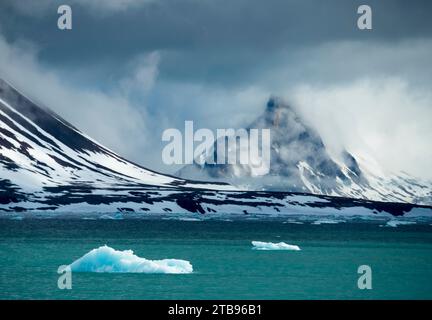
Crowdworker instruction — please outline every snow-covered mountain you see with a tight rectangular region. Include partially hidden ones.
[0,78,431,219]
[0,78,235,193]
[178,97,432,205]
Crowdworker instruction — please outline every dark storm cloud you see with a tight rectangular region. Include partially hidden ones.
[1,0,432,84]
[0,0,431,178]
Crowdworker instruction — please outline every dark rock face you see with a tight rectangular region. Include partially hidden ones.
[1,180,430,218]
[177,97,431,205]
[178,97,363,193]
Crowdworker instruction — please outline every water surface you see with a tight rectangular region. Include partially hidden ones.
[0,219,431,299]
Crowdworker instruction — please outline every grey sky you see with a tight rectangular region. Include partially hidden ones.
[0,0,431,178]
[1,1,431,79]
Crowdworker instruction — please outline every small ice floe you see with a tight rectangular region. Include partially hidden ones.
[68,245,193,274]
[10,215,24,220]
[283,219,304,224]
[251,241,300,251]
[384,220,416,228]
[178,217,202,222]
[99,213,123,220]
[312,218,341,225]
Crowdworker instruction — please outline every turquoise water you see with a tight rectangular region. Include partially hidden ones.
[0,219,431,299]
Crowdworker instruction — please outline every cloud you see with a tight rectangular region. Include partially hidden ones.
[141,81,269,173]
[75,0,155,12]
[273,39,432,88]
[289,78,432,179]
[0,29,268,174]
[0,14,431,181]
[6,0,155,16]
[261,39,432,179]
[0,33,158,163]
[120,52,161,96]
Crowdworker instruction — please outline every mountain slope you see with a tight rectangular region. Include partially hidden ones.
[0,78,234,192]
[178,97,432,205]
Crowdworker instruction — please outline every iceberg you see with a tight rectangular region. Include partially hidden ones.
[252,241,300,251]
[384,220,416,228]
[312,218,341,225]
[69,245,193,274]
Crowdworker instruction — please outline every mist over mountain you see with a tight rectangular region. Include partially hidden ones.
[178,97,432,205]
